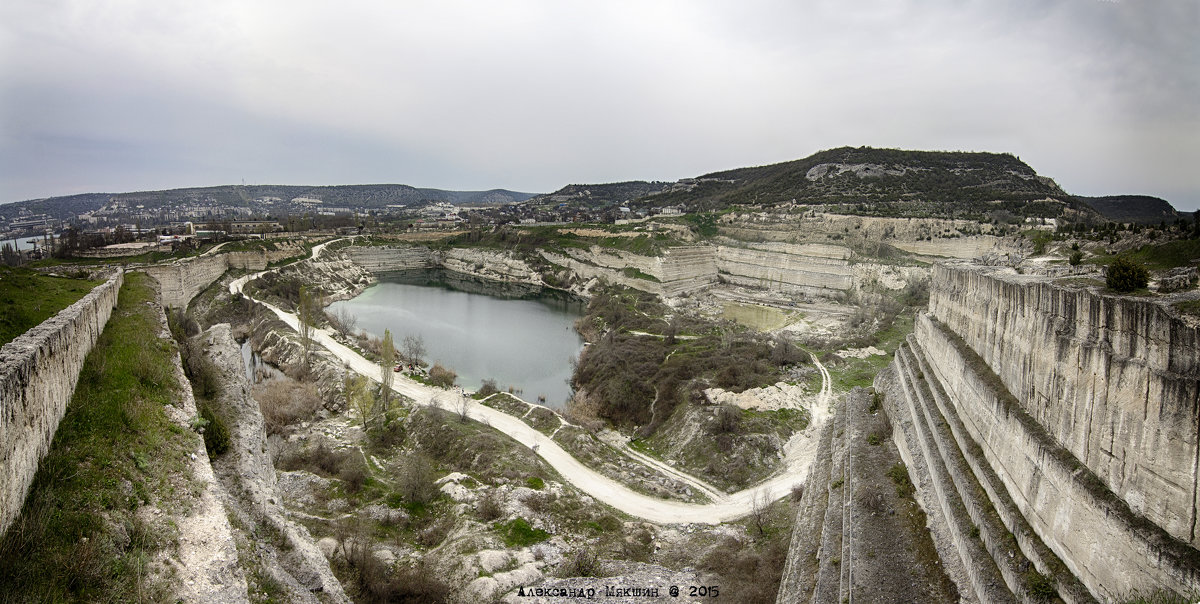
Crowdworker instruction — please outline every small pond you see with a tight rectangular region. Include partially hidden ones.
[326,271,585,409]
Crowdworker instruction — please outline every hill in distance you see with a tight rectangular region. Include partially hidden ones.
[0,184,536,222]
[1074,195,1181,225]
[624,146,1099,220]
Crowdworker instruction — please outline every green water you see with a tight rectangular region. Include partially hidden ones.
[327,271,584,408]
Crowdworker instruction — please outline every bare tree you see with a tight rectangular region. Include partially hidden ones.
[327,306,358,336]
[455,392,470,423]
[297,285,322,371]
[402,334,427,367]
[380,328,395,411]
[750,489,771,536]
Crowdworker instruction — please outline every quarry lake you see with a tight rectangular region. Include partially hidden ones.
[327,271,585,408]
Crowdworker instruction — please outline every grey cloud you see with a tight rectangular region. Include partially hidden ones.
[0,0,1196,209]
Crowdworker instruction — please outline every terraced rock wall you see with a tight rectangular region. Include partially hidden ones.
[866,263,1200,601]
[716,243,852,298]
[0,270,123,536]
[929,265,1200,549]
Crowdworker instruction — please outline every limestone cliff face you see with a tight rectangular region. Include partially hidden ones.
[868,263,1200,601]
[0,270,123,536]
[541,245,718,297]
[440,248,546,286]
[344,245,436,273]
[716,242,852,297]
[929,264,1200,548]
[141,246,304,308]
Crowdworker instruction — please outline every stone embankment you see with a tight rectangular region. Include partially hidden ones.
[777,388,963,604]
[140,243,306,308]
[0,270,123,536]
[870,263,1200,601]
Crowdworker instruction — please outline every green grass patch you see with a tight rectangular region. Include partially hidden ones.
[1174,299,1200,319]
[1126,239,1200,271]
[622,266,660,282]
[828,313,913,392]
[494,517,550,547]
[0,266,102,347]
[0,272,199,602]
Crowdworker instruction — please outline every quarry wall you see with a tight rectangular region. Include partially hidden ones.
[912,312,1200,600]
[345,242,869,300]
[0,270,124,536]
[716,242,852,297]
[929,265,1200,549]
[865,263,1200,601]
[141,246,304,308]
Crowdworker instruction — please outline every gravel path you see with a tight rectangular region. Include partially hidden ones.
[230,241,833,524]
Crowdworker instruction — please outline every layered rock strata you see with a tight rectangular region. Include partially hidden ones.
[872,263,1200,601]
[929,264,1200,550]
[0,270,123,536]
[716,243,852,298]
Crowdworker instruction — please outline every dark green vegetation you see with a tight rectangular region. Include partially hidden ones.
[167,310,231,456]
[0,272,199,602]
[1106,256,1151,293]
[495,517,550,547]
[632,147,1087,220]
[1076,195,1181,225]
[1121,238,1200,272]
[572,287,807,433]
[525,181,669,210]
[0,265,101,347]
[1,184,535,222]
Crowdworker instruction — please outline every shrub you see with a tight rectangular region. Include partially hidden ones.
[1024,569,1056,602]
[525,476,545,490]
[254,380,321,435]
[558,548,601,578]
[495,518,550,547]
[199,401,230,456]
[886,463,914,497]
[476,378,499,398]
[476,491,504,521]
[712,404,742,435]
[1106,256,1149,292]
[1068,250,1084,266]
[428,363,457,388]
[339,459,368,494]
[399,453,439,506]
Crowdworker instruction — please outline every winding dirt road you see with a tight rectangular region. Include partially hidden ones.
[230,240,833,524]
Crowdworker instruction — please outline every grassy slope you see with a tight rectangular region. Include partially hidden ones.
[0,266,102,347]
[0,272,200,602]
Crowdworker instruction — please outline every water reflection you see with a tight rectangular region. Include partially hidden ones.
[326,271,584,408]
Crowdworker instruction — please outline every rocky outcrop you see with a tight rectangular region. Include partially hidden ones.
[200,324,349,602]
[871,263,1200,601]
[0,270,122,536]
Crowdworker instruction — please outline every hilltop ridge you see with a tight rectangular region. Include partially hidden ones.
[0,184,536,222]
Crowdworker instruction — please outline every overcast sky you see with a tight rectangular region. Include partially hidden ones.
[1,0,1197,209]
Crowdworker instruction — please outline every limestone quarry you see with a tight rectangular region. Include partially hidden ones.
[3,210,1199,603]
